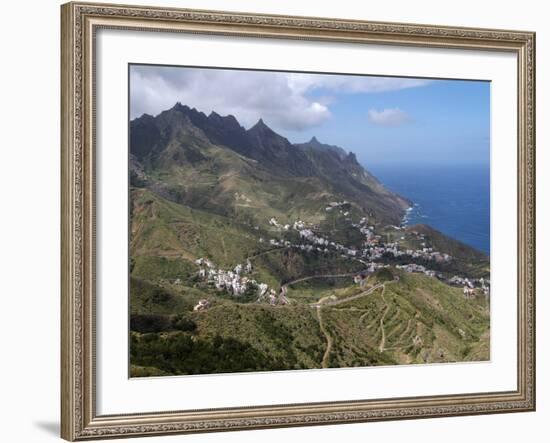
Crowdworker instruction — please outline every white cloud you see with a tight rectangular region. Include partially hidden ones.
[368,108,412,127]
[130,66,331,131]
[287,74,430,95]
[130,66,428,132]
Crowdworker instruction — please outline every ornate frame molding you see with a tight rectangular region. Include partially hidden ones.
[61,2,535,440]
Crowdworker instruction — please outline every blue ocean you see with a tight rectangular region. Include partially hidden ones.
[369,164,490,255]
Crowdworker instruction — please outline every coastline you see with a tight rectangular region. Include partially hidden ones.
[400,204,417,228]
[370,163,490,255]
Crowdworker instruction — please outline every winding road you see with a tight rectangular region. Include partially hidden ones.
[283,272,361,290]
[316,307,333,368]
[312,282,384,368]
[250,261,395,367]
[312,283,383,308]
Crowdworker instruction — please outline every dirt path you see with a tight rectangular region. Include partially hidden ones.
[316,307,333,368]
[285,272,359,289]
[378,286,390,352]
[314,283,384,368]
[312,283,383,308]
[281,272,395,366]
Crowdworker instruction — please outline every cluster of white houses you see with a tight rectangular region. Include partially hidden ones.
[265,217,360,257]
[267,215,488,298]
[448,275,490,298]
[396,263,437,277]
[267,214,464,266]
[263,217,451,265]
[194,257,288,306]
[395,265,490,297]
[362,243,452,263]
[192,211,489,308]
[195,257,255,296]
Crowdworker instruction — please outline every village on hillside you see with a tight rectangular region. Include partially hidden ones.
[177,201,490,311]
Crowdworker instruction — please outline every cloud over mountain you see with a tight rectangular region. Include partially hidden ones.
[130,66,429,132]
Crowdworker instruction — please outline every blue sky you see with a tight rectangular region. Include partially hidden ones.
[287,78,490,166]
[131,65,490,167]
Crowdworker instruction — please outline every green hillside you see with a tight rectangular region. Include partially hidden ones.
[130,270,489,376]
[129,104,490,377]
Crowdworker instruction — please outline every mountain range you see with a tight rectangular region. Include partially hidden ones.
[130,103,410,228]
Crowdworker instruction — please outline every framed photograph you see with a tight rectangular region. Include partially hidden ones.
[61,2,536,440]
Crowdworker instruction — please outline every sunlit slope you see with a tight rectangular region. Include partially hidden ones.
[130,270,488,376]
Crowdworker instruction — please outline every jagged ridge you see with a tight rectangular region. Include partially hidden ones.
[130,103,410,226]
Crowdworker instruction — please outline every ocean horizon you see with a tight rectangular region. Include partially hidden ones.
[368,163,490,255]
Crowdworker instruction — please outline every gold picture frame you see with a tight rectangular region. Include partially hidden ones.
[61,2,536,440]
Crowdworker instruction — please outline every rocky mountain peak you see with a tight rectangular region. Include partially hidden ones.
[309,136,320,145]
[249,118,271,132]
[347,151,359,164]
